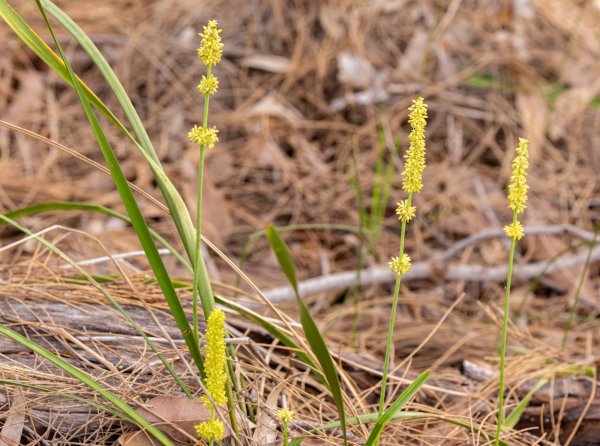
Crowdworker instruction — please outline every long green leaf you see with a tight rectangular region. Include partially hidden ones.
[31,1,205,380]
[365,370,430,446]
[3,201,191,272]
[0,325,174,446]
[265,225,347,446]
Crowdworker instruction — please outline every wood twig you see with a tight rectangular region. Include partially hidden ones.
[263,225,597,302]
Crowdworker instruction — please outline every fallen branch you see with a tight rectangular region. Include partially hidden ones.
[263,225,597,302]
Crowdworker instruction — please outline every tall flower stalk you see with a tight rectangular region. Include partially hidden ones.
[188,20,223,343]
[189,20,238,435]
[378,97,428,416]
[495,137,530,445]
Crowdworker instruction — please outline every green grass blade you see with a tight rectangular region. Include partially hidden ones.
[0,325,175,446]
[288,407,507,446]
[236,223,360,291]
[265,225,347,446]
[266,225,299,290]
[0,212,193,398]
[365,370,430,446]
[4,201,192,273]
[31,1,205,379]
[504,377,548,429]
[288,412,430,446]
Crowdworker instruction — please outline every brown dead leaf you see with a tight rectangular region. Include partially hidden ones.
[118,431,188,446]
[253,381,286,444]
[135,396,253,443]
[0,387,26,446]
[516,82,548,165]
[239,54,291,74]
[399,29,429,78]
[135,396,215,443]
[244,94,304,123]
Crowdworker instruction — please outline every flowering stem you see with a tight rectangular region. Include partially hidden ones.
[495,210,518,446]
[378,193,412,415]
[283,419,289,446]
[193,65,212,343]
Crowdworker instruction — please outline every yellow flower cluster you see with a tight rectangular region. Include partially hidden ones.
[504,138,530,240]
[507,138,530,214]
[402,97,428,194]
[395,200,416,223]
[277,408,295,423]
[388,254,411,275]
[203,309,228,407]
[195,419,224,443]
[190,20,223,150]
[188,125,219,148]
[198,20,223,67]
[198,74,219,96]
[503,221,524,240]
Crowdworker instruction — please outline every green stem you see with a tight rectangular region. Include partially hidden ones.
[190,64,239,436]
[283,420,289,446]
[378,193,412,415]
[495,211,518,446]
[193,65,212,343]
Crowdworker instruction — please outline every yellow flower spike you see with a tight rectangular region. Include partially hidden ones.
[188,125,219,148]
[388,253,411,276]
[195,419,224,442]
[202,309,227,408]
[402,97,428,194]
[507,138,530,215]
[198,20,224,67]
[504,221,524,240]
[198,74,219,96]
[277,408,295,423]
[395,200,416,223]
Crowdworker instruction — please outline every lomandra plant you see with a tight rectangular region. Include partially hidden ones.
[496,138,530,445]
